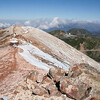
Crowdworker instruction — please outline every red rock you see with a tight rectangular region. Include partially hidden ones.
[60,77,79,99]
[31,83,49,97]
[46,83,61,96]
[14,90,19,95]
[41,76,54,84]
[32,85,49,96]
[27,71,45,83]
[48,67,66,82]
[64,85,79,99]
[60,76,71,86]
[68,64,82,78]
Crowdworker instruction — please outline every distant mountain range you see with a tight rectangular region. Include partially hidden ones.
[45,23,100,35]
[45,24,100,36]
[49,28,94,38]
[93,30,100,35]
[0,18,100,35]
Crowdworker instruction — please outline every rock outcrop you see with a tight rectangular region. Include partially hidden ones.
[11,64,100,100]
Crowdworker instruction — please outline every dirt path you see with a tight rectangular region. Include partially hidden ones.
[80,42,100,53]
[0,47,18,82]
[80,42,86,54]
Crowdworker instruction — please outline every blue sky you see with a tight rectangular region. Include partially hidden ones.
[0,0,100,21]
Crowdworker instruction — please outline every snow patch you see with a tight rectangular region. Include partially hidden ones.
[19,48,52,71]
[16,40,70,71]
[9,38,18,43]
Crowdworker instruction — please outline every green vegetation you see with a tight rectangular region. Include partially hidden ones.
[62,37,85,49]
[49,30,67,38]
[68,28,92,37]
[87,51,100,62]
[49,28,100,62]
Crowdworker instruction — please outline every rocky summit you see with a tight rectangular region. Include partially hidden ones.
[10,64,100,100]
[0,26,100,100]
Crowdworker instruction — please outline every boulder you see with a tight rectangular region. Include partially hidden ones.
[32,84,49,97]
[62,85,79,99]
[77,82,92,100]
[27,71,45,83]
[48,67,66,82]
[60,76,79,99]
[41,76,54,84]
[68,64,82,78]
[60,76,71,88]
[23,64,100,99]
[46,83,61,96]
[41,76,61,96]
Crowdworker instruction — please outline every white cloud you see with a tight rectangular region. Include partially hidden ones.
[87,20,93,23]
[0,23,11,27]
[24,20,31,25]
[37,17,67,29]
[49,17,59,28]
[38,25,49,29]
[0,18,100,31]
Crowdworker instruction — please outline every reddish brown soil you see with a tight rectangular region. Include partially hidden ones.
[0,45,47,95]
[0,47,17,82]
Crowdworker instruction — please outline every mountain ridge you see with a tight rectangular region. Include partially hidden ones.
[0,26,100,99]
